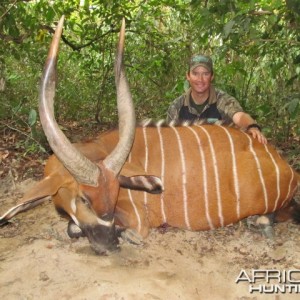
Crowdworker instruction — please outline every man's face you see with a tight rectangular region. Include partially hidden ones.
[186,65,214,94]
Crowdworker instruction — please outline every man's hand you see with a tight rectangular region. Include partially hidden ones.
[247,127,268,145]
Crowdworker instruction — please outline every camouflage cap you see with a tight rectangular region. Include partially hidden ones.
[189,54,213,73]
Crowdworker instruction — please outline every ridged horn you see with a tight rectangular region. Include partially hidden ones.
[39,16,100,186]
[103,18,136,175]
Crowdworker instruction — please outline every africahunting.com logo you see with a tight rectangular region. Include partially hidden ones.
[236,269,300,294]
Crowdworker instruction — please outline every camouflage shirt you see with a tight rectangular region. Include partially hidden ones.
[166,86,244,124]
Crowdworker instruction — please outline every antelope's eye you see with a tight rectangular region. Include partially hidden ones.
[80,195,91,207]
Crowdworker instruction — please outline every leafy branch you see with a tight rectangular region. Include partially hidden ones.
[0,120,45,152]
[0,0,18,21]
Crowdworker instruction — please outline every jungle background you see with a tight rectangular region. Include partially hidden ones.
[0,0,300,179]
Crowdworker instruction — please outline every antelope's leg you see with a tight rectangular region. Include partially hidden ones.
[114,190,150,244]
[118,228,144,245]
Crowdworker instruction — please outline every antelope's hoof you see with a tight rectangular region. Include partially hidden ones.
[67,220,85,238]
[121,229,144,245]
[246,215,275,239]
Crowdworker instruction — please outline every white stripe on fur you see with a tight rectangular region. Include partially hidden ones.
[157,124,167,223]
[263,144,281,212]
[127,189,141,233]
[187,126,214,229]
[197,125,224,227]
[218,126,240,219]
[243,133,268,213]
[170,126,191,230]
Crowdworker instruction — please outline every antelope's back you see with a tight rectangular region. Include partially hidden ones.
[121,124,298,231]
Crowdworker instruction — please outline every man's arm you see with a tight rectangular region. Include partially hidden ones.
[215,90,267,144]
[232,111,267,144]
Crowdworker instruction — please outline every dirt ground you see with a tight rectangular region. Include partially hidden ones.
[1,176,300,300]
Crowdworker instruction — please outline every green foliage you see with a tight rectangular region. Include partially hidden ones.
[0,0,299,153]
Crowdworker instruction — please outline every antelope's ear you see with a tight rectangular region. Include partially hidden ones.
[118,175,163,194]
[0,197,50,226]
[1,174,66,226]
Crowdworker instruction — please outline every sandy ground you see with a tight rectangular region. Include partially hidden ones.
[1,178,300,300]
